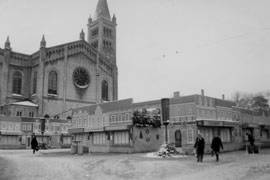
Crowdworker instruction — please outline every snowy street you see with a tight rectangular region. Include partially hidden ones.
[1,149,270,180]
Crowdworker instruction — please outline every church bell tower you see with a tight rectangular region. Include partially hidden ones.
[88,0,117,64]
[87,0,118,101]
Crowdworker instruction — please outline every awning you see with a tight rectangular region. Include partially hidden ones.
[196,120,238,127]
[241,123,259,128]
[10,101,38,107]
[105,125,130,131]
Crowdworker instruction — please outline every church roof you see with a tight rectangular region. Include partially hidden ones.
[10,101,38,107]
[94,0,111,20]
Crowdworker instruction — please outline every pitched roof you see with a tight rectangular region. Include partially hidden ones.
[72,98,133,115]
[94,0,111,20]
[10,101,38,107]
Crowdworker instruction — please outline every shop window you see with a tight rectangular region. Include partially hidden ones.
[220,128,232,142]
[187,128,194,144]
[93,132,106,145]
[113,131,129,145]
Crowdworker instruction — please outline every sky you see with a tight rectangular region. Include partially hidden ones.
[0,0,270,102]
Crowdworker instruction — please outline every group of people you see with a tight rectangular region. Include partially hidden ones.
[194,131,256,162]
[194,133,223,162]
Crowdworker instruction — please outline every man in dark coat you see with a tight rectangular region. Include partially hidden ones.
[247,132,254,146]
[211,135,223,162]
[194,133,205,162]
[31,134,39,154]
[246,132,257,154]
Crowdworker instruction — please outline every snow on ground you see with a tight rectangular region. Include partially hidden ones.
[1,149,270,180]
[145,152,187,158]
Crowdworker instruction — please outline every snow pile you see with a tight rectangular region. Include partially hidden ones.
[157,144,180,158]
[146,144,188,158]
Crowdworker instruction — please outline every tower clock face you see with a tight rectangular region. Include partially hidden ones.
[73,67,90,89]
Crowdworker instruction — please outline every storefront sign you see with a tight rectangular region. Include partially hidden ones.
[203,121,223,127]
[105,125,129,131]
[68,128,84,134]
[197,120,237,127]
[223,121,237,127]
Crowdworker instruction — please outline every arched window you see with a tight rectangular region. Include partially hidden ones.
[48,71,57,95]
[32,72,37,94]
[101,80,109,101]
[12,71,22,94]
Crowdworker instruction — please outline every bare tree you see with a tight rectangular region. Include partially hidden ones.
[232,91,270,115]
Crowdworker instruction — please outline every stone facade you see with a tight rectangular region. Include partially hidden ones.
[0,0,118,119]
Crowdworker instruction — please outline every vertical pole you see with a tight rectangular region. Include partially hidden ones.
[161,98,170,144]
[165,124,168,144]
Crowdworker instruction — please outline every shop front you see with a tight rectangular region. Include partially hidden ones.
[196,120,241,152]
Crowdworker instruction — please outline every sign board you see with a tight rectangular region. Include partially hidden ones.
[161,98,170,123]
[197,120,237,127]
[68,128,84,134]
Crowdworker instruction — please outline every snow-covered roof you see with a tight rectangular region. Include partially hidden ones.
[11,101,38,107]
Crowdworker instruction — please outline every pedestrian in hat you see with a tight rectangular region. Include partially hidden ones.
[194,133,205,162]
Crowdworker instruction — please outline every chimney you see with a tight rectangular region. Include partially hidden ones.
[222,94,225,100]
[173,91,180,98]
[201,89,205,97]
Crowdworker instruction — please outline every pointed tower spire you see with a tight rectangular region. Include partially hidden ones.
[40,34,46,48]
[94,0,111,20]
[80,29,85,40]
[5,36,11,50]
[112,14,117,24]
[88,14,92,24]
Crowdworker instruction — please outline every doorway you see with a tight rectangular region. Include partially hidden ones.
[175,130,182,147]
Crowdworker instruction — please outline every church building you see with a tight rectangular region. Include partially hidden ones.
[0,0,118,119]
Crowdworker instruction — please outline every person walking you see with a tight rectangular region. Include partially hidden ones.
[194,133,205,162]
[31,134,39,154]
[247,132,254,146]
[211,135,223,162]
[246,132,257,154]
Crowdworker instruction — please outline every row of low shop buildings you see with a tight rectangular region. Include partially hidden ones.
[69,90,270,154]
[0,115,71,149]
[1,91,270,153]
[0,101,72,149]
